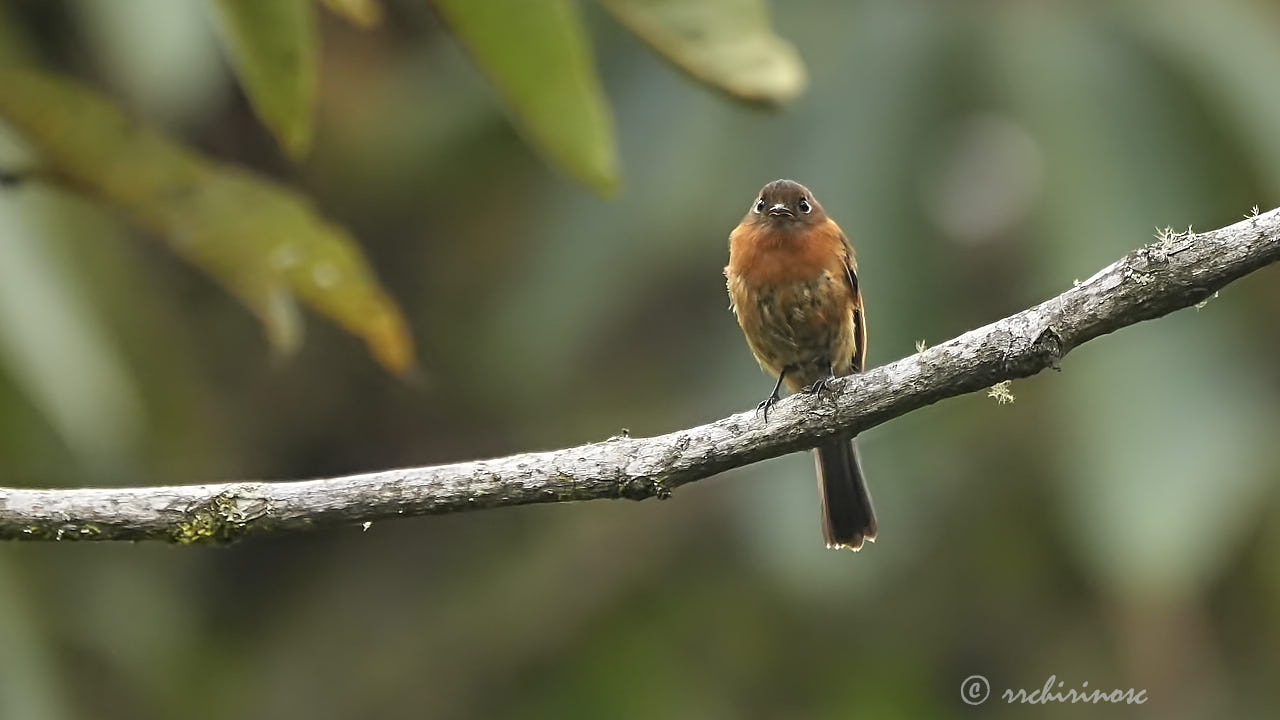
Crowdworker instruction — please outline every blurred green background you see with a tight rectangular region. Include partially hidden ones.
[2,0,1280,718]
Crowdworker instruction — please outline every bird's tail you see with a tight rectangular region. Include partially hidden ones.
[815,439,877,550]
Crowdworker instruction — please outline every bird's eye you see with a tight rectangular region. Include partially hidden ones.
[753,199,765,214]
[798,197,812,214]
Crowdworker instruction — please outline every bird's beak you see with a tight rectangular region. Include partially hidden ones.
[767,203,793,217]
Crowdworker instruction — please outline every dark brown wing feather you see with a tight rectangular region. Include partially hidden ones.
[831,222,867,373]
[850,282,867,372]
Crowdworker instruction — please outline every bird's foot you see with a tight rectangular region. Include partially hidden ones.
[755,392,781,423]
[802,376,839,402]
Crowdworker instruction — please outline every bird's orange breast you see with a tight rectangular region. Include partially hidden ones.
[726,218,851,287]
[724,218,859,385]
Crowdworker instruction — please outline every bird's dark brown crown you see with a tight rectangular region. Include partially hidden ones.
[746,179,826,226]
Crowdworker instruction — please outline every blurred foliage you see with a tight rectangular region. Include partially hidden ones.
[431,0,620,194]
[0,0,808,371]
[208,0,318,159]
[599,0,806,103]
[1,0,1280,719]
[318,0,385,28]
[0,68,414,374]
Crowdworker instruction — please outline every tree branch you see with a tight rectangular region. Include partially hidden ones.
[3,209,1279,543]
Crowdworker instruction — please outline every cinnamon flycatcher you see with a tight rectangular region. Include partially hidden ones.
[725,179,877,550]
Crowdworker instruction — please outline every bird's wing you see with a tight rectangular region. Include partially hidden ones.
[832,222,867,373]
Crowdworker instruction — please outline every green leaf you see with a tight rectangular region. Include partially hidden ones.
[598,0,806,104]
[316,0,384,27]
[432,0,620,195]
[0,67,415,374]
[208,0,318,159]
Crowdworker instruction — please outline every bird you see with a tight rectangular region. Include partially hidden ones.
[724,179,877,550]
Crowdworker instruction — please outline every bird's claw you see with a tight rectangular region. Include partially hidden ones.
[803,376,839,402]
[755,393,780,423]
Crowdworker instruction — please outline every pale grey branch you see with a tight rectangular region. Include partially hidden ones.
[3,209,1279,543]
